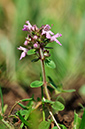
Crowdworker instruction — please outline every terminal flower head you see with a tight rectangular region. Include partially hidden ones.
[18,21,62,60]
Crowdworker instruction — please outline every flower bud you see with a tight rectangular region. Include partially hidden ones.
[33,35,38,40]
[44,50,50,57]
[33,42,40,48]
[24,40,28,46]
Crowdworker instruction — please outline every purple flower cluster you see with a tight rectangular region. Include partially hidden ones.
[18,21,62,60]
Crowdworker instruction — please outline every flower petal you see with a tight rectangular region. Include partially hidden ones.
[44,24,51,31]
[24,41,28,46]
[20,52,26,60]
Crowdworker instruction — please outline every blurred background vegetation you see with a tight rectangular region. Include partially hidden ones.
[0,0,85,90]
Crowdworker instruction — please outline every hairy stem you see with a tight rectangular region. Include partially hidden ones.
[39,48,50,100]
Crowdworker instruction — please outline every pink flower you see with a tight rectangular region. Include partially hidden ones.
[22,21,32,31]
[18,46,28,60]
[44,24,51,31]
[33,42,39,48]
[50,33,62,45]
[42,24,54,39]
[24,40,28,46]
[31,25,38,31]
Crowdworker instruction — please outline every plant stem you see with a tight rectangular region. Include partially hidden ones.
[39,48,50,100]
[49,111,61,129]
[41,86,45,121]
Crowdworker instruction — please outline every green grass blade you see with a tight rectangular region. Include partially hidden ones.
[18,111,30,127]
[73,111,81,129]
[0,86,4,114]
[80,109,85,129]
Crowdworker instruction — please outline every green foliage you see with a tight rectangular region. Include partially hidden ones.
[27,49,36,55]
[52,101,65,112]
[29,110,41,129]
[0,121,9,129]
[21,98,33,102]
[39,121,51,129]
[45,59,56,69]
[80,109,85,129]
[59,124,67,129]
[0,114,3,120]
[30,80,43,88]
[53,127,58,129]
[48,76,75,94]
[48,76,60,91]
[61,89,76,93]
[42,99,54,104]
[18,103,28,110]
[0,86,4,114]
[79,84,85,96]
[73,111,81,129]
[17,111,30,127]
[31,58,39,62]
[53,124,67,129]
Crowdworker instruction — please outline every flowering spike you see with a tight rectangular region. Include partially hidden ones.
[18,21,62,60]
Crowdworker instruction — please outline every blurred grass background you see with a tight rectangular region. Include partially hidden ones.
[0,0,85,89]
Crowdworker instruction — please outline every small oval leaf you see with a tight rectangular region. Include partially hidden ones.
[21,98,33,102]
[27,49,36,55]
[39,121,51,129]
[45,59,56,69]
[18,103,28,110]
[30,81,43,88]
[61,89,76,93]
[52,101,65,111]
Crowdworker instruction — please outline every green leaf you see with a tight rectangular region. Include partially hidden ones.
[0,86,4,114]
[56,96,65,105]
[0,114,3,120]
[79,84,85,96]
[48,76,59,90]
[21,98,33,102]
[73,111,81,129]
[60,124,67,129]
[53,127,58,129]
[31,58,39,62]
[18,103,28,110]
[45,47,53,49]
[0,121,9,129]
[30,81,43,88]
[20,109,29,116]
[39,121,51,129]
[80,109,85,129]
[42,99,54,104]
[61,89,76,93]
[17,111,30,127]
[27,49,36,55]
[45,58,56,69]
[52,101,65,111]
[47,86,54,93]
[29,110,41,129]
[20,107,32,128]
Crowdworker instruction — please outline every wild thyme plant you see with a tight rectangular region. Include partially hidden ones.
[18,21,62,99]
[16,21,75,129]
